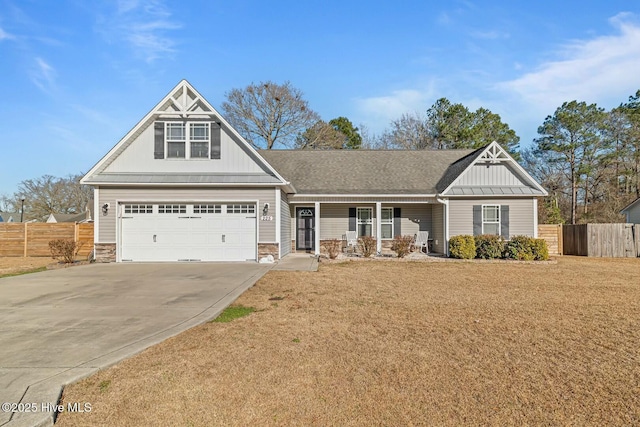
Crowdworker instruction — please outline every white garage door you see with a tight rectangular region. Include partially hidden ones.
[120,203,256,262]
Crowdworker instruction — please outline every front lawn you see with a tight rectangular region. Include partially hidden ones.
[58,257,640,426]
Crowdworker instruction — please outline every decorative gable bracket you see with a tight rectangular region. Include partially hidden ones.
[478,143,510,164]
[155,84,213,118]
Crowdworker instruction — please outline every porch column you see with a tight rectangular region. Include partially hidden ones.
[376,202,382,254]
[314,202,320,256]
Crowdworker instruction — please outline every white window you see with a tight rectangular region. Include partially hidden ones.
[482,205,500,235]
[158,204,186,214]
[227,204,256,214]
[357,207,372,237]
[165,122,210,159]
[124,204,153,214]
[193,204,221,214]
[166,123,186,158]
[381,207,393,239]
[190,123,209,158]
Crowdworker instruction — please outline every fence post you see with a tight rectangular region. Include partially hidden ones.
[74,222,79,243]
[23,222,28,257]
[557,224,563,255]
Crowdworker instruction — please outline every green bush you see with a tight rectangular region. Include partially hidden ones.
[449,235,476,259]
[531,238,550,261]
[503,235,535,260]
[358,236,377,258]
[474,234,504,259]
[391,235,413,258]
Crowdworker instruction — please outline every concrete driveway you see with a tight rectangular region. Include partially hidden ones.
[0,262,271,427]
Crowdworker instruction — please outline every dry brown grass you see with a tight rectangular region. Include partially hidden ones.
[0,257,54,275]
[57,257,640,426]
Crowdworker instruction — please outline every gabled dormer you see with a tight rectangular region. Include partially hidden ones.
[81,80,289,188]
[439,141,547,197]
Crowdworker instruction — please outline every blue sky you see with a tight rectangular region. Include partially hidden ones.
[1,0,640,196]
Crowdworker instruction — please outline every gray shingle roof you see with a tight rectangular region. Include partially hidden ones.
[259,149,476,194]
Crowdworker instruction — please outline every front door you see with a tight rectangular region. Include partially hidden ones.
[296,207,315,251]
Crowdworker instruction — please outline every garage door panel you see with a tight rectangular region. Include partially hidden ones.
[120,204,256,262]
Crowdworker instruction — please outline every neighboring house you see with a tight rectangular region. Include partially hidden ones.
[620,197,640,223]
[46,204,94,223]
[0,212,21,223]
[81,80,547,263]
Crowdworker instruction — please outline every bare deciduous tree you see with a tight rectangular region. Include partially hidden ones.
[222,81,320,149]
[3,174,92,222]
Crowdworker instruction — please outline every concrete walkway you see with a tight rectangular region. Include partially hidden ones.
[0,263,270,427]
[272,253,319,271]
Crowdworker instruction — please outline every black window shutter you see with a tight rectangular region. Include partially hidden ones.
[211,122,221,159]
[348,208,356,232]
[500,205,510,239]
[473,205,482,236]
[393,207,401,237]
[154,121,164,159]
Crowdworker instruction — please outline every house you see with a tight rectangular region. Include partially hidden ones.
[620,197,640,223]
[0,212,21,223]
[46,204,94,223]
[81,80,547,262]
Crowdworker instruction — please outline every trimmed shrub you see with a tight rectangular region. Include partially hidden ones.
[358,236,377,258]
[503,235,535,260]
[322,239,342,259]
[49,239,80,264]
[531,238,550,261]
[391,235,413,258]
[449,235,476,259]
[474,234,504,259]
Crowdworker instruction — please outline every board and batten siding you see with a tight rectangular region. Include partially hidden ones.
[448,198,535,238]
[454,163,525,187]
[102,122,269,175]
[280,190,291,257]
[97,187,277,243]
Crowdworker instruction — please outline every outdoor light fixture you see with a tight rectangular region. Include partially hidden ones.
[102,203,110,215]
[263,203,269,216]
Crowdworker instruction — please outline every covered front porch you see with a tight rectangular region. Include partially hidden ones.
[289,197,448,257]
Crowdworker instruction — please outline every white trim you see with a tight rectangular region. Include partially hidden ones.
[437,198,450,256]
[314,202,320,256]
[481,204,501,235]
[440,141,548,197]
[533,198,538,238]
[81,80,290,187]
[380,207,394,240]
[115,199,259,263]
[289,193,438,198]
[275,188,281,259]
[93,187,99,258]
[375,202,382,254]
[83,182,285,187]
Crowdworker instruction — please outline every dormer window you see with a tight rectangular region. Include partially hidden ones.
[166,123,186,158]
[154,121,219,160]
[190,123,209,158]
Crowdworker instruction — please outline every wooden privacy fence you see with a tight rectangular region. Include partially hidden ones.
[538,224,562,255]
[0,223,94,257]
[562,223,640,257]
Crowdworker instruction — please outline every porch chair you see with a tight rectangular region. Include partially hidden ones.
[345,231,358,254]
[414,231,430,254]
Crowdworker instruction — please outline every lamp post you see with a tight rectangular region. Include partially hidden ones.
[20,197,25,223]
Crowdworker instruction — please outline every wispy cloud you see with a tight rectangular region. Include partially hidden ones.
[0,26,15,41]
[30,57,57,94]
[498,12,640,114]
[355,84,438,132]
[100,0,181,62]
